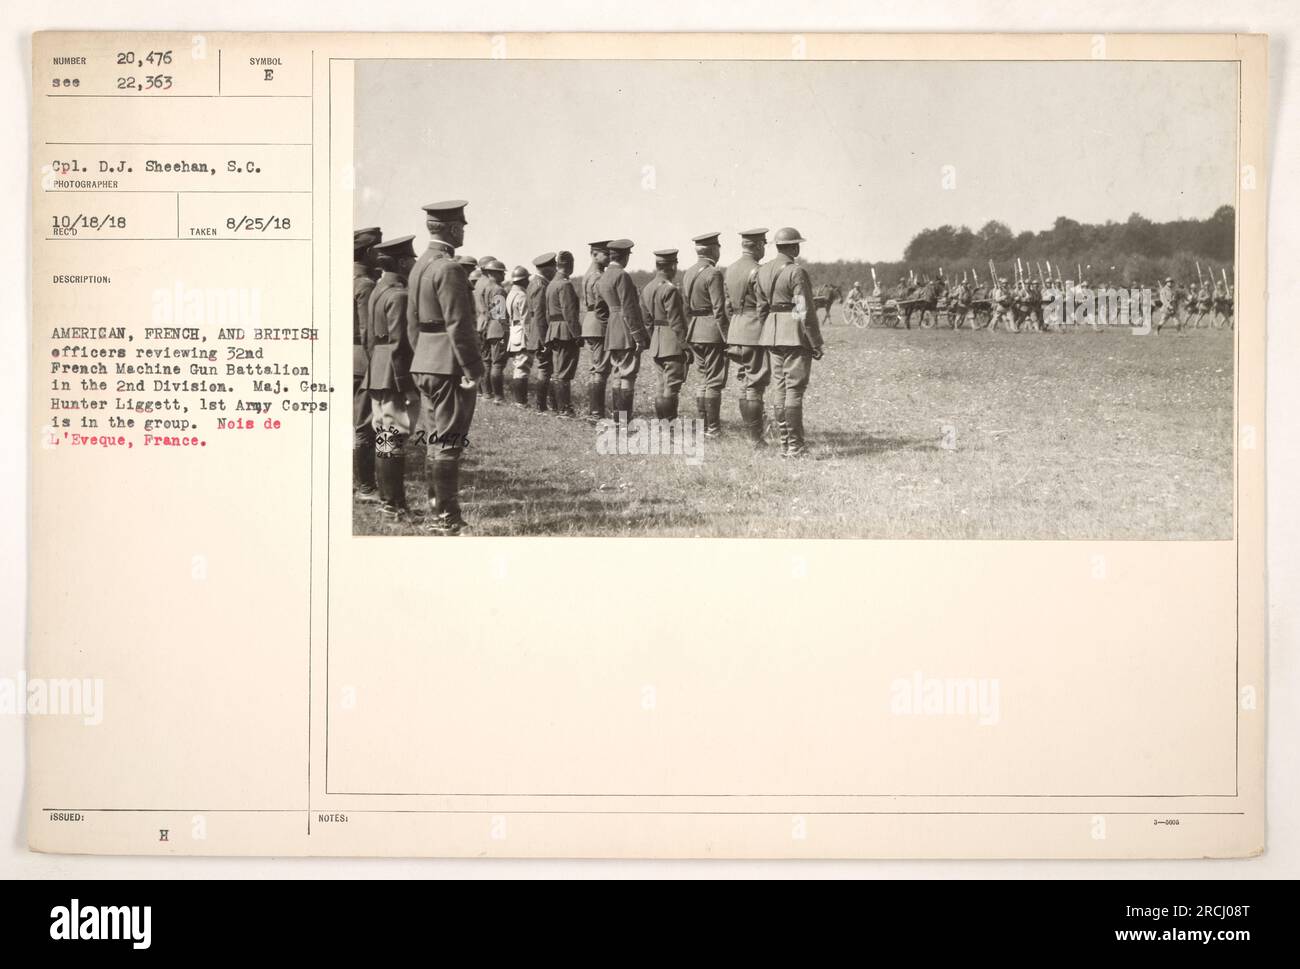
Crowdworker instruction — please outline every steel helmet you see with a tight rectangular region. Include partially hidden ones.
[485,258,507,273]
[511,266,530,282]
[773,226,806,245]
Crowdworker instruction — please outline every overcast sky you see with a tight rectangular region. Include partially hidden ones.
[355,59,1236,267]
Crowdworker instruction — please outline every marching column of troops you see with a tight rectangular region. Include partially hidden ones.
[842,271,1234,332]
[353,201,826,534]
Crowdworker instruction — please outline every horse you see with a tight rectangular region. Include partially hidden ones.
[814,283,843,325]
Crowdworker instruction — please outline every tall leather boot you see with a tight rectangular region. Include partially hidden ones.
[587,378,607,423]
[489,370,503,403]
[376,452,408,520]
[621,383,635,419]
[704,396,722,438]
[512,377,528,407]
[427,457,466,535]
[696,395,708,430]
[784,403,807,457]
[741,399,767,448]
[665,394,679,421]
[654,397,669,420]
[354,444,379,501]
[535,376,550,413]
[556,380,573,418]
[774,405,790,456]
[547,381,558,414]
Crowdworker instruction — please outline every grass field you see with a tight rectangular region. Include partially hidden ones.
[355,311,1234,540]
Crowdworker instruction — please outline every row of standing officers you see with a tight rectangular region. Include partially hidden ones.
[353,200,826,534]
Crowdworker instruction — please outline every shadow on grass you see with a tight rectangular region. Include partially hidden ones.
[812,430,944,459]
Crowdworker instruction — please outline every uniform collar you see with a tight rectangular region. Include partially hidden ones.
[426,240,455,257]
[353,262,369,278]
[769,252,793,267]
[695,256,717,268]
[380,270,404,284]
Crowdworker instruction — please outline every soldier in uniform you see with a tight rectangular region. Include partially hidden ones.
[756,226,824,457]
[471,255,495,396]
[641,249,689,420]
[363,235,420,520]
[724,227,769,447]
[479,259,510,402]
[526,253,557,413]
[506,266,531,405]
[1154,276,1177,335]
[405,200,485,536]
[580,240,612,422]
[681,231,730,437]
[597,239,649,420]
[545,251,583,419]
[353,227,382,501]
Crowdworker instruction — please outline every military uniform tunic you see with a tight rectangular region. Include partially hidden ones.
[682,256,729,396]
[642,274,688,397]
[482,278,510,371]
[405,241,483,455]
[756,253,823,406]
[353,263,377,443]
[546,271,583,381]
[363,271,419,448]
[524,274,554,380]
[597,262,648,381]
[580,261,611,379]
[724,254,770,397]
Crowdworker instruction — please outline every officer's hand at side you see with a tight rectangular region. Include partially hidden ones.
[812,347,824,360]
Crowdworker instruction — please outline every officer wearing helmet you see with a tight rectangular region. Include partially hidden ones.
[755,226,823,457]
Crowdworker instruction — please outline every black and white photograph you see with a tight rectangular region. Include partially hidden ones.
[351,57,1237,540]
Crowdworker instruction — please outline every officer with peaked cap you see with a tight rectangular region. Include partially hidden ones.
[505,266,531,405]
[526,253,557,413]
[353,226,383,499]
[479,259,510,401]
[756,226,824,457]
[362,235,420,519]
[545,251,583,418]
[725,227,771,447]
[405,200,484,535]
[581,240,612,421]
[642,249,689,420]
[597,239,649,420]
[682,231,730,437]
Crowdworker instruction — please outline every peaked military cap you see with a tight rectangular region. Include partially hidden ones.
[606,238,634,251]
[739,227,768,241]
[588,239,612,250]
[372,234,415,260]
[421,199,468,222]
[691,232,721,246]
[532,252,557,268]
[354,226,382,249]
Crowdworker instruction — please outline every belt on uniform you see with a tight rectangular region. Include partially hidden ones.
[547,315,568,322]
[688,309,714,317]
[768,302,795,312]
[418,322,447,333]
